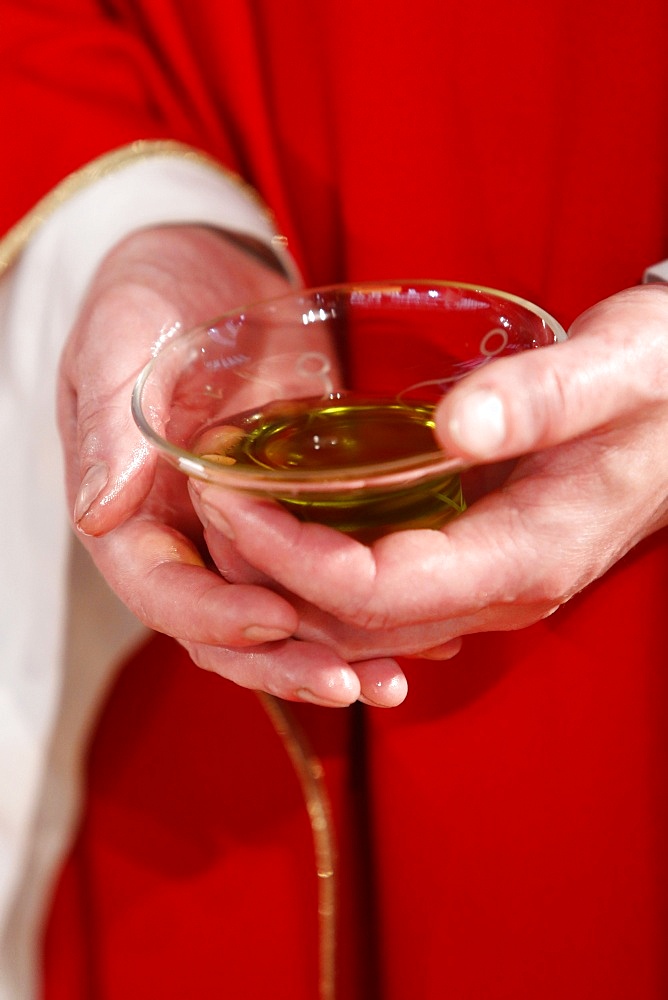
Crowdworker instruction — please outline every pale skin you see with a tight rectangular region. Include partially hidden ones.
[60,225,668,708]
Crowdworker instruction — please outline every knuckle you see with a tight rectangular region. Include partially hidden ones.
[522,362,571,445]
[344,598,395,632]
[522,553,584,608]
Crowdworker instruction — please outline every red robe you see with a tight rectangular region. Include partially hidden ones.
[3,1,667,996]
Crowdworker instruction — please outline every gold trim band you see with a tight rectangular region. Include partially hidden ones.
[258,693,337,1000]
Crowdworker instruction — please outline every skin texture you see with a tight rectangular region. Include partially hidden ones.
[59,225,407,708]
[61,226,668,707]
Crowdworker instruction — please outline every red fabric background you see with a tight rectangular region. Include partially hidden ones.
[3,0,666,995]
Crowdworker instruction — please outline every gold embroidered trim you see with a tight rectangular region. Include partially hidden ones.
[0,139,278,276]
[258,693,337,1000]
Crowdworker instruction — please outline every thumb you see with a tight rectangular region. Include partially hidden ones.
[433,285,668,463]
[59,303,161,538]
[72,433,155,537]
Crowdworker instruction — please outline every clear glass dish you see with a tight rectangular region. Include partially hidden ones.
[132,280,565,539]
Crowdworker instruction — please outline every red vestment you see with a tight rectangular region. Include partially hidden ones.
[2,0,667,996]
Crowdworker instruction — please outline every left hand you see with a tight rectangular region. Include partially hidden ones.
[192,284,668,659]
[58,225,408,708]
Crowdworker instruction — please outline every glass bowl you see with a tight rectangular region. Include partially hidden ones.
[131,280,565,540]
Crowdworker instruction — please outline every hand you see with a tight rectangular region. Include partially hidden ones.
[193,284,668,652]
[58,224,407,707]
[188,498,465,662]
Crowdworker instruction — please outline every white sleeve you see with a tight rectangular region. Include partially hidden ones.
[643,259,668,283]
[0,150,299,1000]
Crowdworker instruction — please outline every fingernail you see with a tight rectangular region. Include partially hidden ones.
[244,625,292,643]
[358,680,388,708]
[448,389,506,458]
[74,464,109,524]
[358,671,408,707]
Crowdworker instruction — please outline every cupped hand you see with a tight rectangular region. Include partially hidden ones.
[57,224,408,707]
[193,284,668,650]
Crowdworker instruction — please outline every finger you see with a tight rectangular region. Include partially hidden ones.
[181,636,363,707]
[83,516,300,646]
[197,523,465,663]
[58,294,165,537]
[434,284,668,464]
[355,658,408,707]
[403,637,464,660]
[291,594,466,660]
[198,486,467,662]
[194,459,589,631]
[191,485,275,585]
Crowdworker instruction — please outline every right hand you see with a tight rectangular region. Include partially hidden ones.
[57,224,408,708]
[191,284,668,663]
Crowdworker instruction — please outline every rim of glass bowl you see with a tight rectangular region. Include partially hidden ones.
[131,279,566,494]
